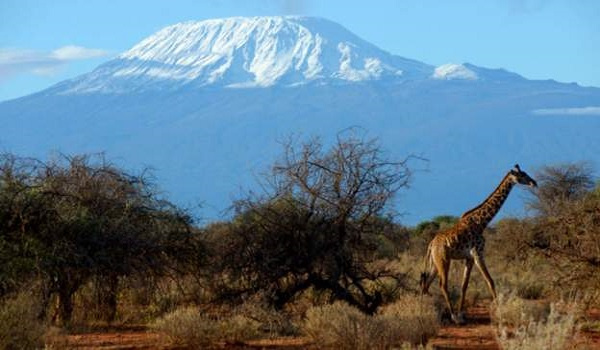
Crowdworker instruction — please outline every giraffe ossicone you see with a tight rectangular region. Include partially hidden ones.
[420,164,536,324]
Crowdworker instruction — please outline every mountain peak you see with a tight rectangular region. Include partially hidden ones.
[51,16,433,94]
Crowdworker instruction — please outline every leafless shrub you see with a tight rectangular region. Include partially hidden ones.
[212,132,415,313]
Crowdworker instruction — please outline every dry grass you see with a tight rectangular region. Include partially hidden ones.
[303,301,387,350]
[303,295,440,349]
[151,306,261,347]
[235,299,299,337]
[0,292,47,349]
[492,293,580,350]
[491,293,550,327]
[379,294,441,346]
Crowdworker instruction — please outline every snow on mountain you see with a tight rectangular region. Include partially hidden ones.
[53,16,433,94]
[433,63,478,80]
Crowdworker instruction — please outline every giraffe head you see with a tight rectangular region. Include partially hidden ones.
[509,164,537,187]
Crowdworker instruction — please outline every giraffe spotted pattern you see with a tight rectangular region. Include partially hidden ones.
[420,164,537,324]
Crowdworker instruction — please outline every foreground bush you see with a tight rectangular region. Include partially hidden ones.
[0,292,47,349]
[235,299,299,337]
[151,306,260,347]
[303,302,385,350]
[493,293,579,350]
[303,296,440,349]
[379,294,440,346]
[491,293,550,327]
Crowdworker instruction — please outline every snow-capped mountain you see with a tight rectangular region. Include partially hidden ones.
[2,16,600,224]
[51,16,432,94]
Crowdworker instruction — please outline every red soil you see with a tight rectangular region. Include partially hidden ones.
[430,304,498,350]
[51,305,600,349]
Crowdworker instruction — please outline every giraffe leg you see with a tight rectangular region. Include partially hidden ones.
[457,258,474,324]
[421,264,437,295]
[474,254,497,300]
[435,258,458,323]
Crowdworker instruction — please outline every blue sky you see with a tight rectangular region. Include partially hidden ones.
[1,0,598,102]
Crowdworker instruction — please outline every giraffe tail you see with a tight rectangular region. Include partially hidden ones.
[419,242,433,294]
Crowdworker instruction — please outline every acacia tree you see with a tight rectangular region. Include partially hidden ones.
[0,154,197,325]
[0,156,43,296]
[528,163,595,216]
[212,132,413,313]
[522,164,600,290]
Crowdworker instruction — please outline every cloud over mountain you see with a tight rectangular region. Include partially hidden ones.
[0,46,109,81]
[532,106,600,116]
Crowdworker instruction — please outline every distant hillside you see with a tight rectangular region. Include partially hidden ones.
[2,16,599,224]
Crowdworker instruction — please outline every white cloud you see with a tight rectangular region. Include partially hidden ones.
[30,66,62,76]
[50,46,108,60]
[0,46,109,81]
[532,106,600,116]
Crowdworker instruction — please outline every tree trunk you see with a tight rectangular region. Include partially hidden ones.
[96,274,119,322]
[37,279,54,321]
[56,285,74,326]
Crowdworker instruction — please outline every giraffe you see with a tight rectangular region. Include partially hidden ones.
[420,164,537,324]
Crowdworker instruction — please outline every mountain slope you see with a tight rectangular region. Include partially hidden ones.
[2,16,600,224]
[49,16,432,95]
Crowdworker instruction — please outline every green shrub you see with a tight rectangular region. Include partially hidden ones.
[0,292,47,349]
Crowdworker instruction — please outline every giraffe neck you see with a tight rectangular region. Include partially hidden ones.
[460,173,515,230]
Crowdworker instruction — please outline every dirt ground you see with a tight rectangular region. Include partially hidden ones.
[429,304,498,350]
[50,304,600,349]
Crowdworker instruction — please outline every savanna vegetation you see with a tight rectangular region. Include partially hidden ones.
[0,133,598,349]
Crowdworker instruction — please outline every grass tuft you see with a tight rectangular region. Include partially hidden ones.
[151,306,261,347]
[493,293,579,350]
[303,294,440,349]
